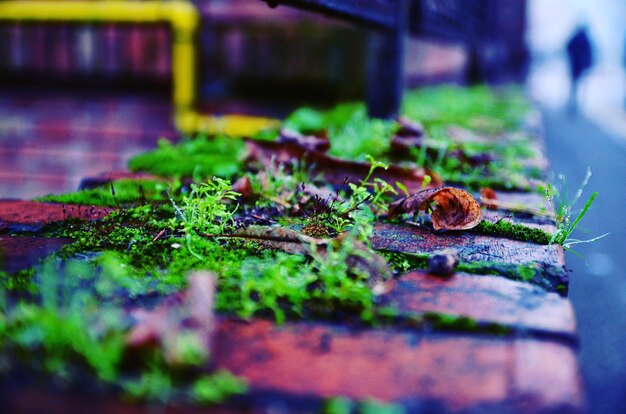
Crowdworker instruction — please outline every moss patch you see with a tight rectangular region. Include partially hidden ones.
[402,85,529,134]
[37,179,168,208]
[472,220,552,245]
[128,135,245,179]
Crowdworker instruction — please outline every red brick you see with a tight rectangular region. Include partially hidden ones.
[383,271,577,339]
[482,190,557,233]
[0,200,112,226]
[371,222,568,293]
[372,222,563,268]
[214,318,583,413]
[512,339,584,411]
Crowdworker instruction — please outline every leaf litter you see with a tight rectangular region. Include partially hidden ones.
[388,187,483,230]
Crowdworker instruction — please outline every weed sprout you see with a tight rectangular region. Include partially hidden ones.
[546,168,609,249]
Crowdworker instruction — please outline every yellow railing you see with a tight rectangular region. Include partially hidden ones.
[0,1,279,135]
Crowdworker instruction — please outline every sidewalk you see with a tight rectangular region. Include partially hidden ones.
[0,87,176,199]
[543,109,626,414]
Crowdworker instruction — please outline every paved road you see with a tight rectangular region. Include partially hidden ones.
[542,110,626,413]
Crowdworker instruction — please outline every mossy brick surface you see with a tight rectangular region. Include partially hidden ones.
[482,190,557,234]
[212,318,583,413]
[372,222,568,292]
[382,271,577,340]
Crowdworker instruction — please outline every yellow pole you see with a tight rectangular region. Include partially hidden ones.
[0,1,199,132]
[0,1,279,136]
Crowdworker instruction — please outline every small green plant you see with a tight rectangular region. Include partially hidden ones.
[246,159,311,208]
[171,177,240,259]
[192,370,248,404]
[284,104,396,161]
[324,396,405,414]
[0,256,247,405]
[546,168,608,249]
[176,177,240,235]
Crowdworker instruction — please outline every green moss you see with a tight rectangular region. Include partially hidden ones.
[324,396,405,414]
[1,268,36,293]
[37,179,167,208]
[379,251,429,274]
[358,399,405,414]
[42,190,378,325]
[191,370,248,405]
[423,312,478,331]
[128,135,245,179]
[402,85,538,191]
[326,109,395,161]
[402,84,529,134]
[381,251,563,288]
[457,261,542,282]
[284,85,537,190]
[422,312,510,335]
[472,220,552,245]
[0,255,247,405]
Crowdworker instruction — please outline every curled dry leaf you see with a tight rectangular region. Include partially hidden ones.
[127,272,215,366]
[388,187,482,231]
[245,139,441,194]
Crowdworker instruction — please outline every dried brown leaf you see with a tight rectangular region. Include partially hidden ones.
[232,176,254,200]
[228,225,327,254]
[127,272,215,366]
[245,139,442,194]
[334,233,393,294]
[389,187,482,231]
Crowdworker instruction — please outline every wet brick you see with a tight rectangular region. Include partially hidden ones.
[213,318,583,413]
[383,271,577,340]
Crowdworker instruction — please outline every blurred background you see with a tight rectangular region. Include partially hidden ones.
[527,1,626,413]
[0,1,625,412]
